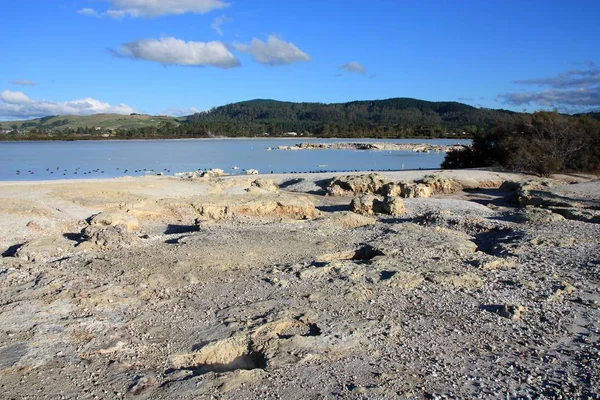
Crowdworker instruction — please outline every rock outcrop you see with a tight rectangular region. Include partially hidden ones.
[231,197,318,220]
[195,203,229,220]
[15,236,75,262]
[501,179,600,224]
[422,175,462,194]
[327,174,386,197]
[350,194,378,215]
[398,181,433,198]
[275,142,467,153]
[81,211,139,247]
[251,179,279,192]
[327,174,436,198]
[87,210,139,231]
[379,196,407,216]
[194,195,319,222]
[350,194,406,216]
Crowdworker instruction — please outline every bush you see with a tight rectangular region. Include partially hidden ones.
[442,112,600,175]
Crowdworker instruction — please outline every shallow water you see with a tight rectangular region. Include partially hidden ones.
[0,138,470,181]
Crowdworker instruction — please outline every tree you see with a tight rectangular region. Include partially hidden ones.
[443,112,600,174]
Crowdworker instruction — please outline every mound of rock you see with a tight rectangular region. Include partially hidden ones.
[232,197,319,220]
[350,194,378,215]
[81,211,139,248]
[87,210,139,231]
[327,174,387,197]
[500,179,600,223]
[422,175,462,194]
[82,224,138,247]
[328,174,437,199]
[15,236,75,262]
[194,196,319,222]
[380,196,407,216]
[499,179,555,207]
[251,179,279,192]
[195,203,229,220]
[350,194,406,216]
[399,181,433,198]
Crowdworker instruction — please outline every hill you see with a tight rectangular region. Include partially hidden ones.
[575,112,600,121]
[185,98,517,137]
[0,113,183,131]
[5,97,595,140]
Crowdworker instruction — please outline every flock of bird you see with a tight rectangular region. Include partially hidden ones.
[13,166,416,178]
[15,167,172,176]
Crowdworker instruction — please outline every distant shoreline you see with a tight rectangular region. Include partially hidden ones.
[0,136,471,144]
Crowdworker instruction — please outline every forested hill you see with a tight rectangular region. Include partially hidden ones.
[575,112,600,121]
[185,98,517,137]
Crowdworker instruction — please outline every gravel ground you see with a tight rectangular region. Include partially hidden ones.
[0,170,598,399]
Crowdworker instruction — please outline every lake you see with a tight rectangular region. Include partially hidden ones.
[0,138,470,181]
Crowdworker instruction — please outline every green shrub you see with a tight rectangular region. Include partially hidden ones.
[442,112,600,175]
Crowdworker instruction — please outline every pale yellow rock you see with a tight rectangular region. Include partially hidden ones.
[327,174,387,196]
[251,179,279,192]
[15,235,75,262]
[196,203,229,220]
[421,175,462,194]
[399,182,433,198]
[232,197,318,220]
[171,335,250,370]
[88,210,139,231]
[350,194,378,215]
[380,196,407,216]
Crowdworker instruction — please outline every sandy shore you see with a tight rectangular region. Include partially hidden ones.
[0,169,599,398]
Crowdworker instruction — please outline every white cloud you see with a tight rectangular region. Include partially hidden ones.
[500,64,600,111]
[339,61,366,75]
[10,80,37,87]
[211,15,232,36]
[234,35,311,66]
[0,91,135,119]
[77,8,100,17]
[78,0,229,19]
[1,90,31,104]
[116,37,240,68]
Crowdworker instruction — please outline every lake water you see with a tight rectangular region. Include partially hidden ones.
[0,138,470,181]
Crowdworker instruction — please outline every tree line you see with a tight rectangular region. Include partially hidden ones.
[2,98,519,140]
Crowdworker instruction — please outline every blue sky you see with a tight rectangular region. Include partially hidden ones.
[1,0,599,119]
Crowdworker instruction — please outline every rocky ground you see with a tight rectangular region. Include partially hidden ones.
[271,142,465,153]
[0,169,599,399]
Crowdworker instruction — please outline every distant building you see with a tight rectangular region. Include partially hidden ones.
[284,131,298,136]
